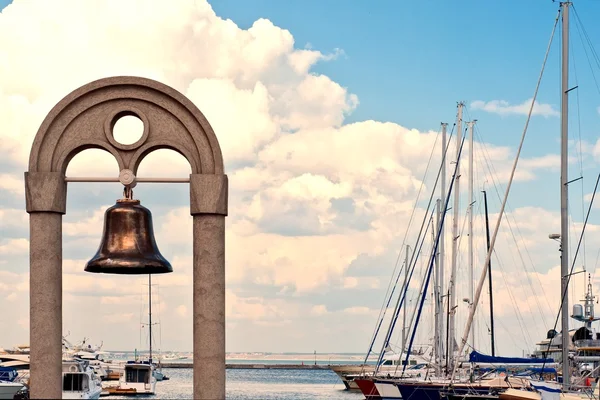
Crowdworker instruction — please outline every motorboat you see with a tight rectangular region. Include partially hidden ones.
[62,359,102,399]
[104,361,156,395]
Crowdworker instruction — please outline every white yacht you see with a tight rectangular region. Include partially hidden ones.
[62,360,102,399]
[72,351,110,381]
[0,381,25,400]
[0,365,26,399]
[104,361,156,395]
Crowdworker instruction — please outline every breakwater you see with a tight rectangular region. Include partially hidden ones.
[161,363,336,370]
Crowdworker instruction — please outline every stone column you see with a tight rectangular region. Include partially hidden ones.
[25,172,67,399]
[190,174,228,400]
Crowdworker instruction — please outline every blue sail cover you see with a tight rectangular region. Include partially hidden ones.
[0,366,18,382]
[469,350,554,364]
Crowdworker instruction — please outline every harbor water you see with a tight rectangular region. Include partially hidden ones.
[108,368,364,399]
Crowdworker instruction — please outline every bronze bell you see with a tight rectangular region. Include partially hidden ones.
[85,193,172,275]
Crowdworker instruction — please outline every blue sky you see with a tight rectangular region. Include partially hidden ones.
[207,0,600,214]
[2,0,600,355]
[210,0,598,136]
[3,0,598,153]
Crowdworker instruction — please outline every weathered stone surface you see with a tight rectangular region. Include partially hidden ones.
[28,76,224,175]
[29,213,63,399]
[25,172,67,214]
[193,215,226,399]
[26,76,228,399]
[190,174,228,216]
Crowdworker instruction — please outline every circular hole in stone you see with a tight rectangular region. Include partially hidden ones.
[113,115,144,145]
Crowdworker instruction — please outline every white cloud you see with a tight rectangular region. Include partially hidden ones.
[175,305,188,318]
[0,0,580,354]
[0,209,27,234]
[519,154,560,170]
[100,297,132,305]
[0,238,28,256]
[226,290,282,321]
[186,79,278,164]
[343,277,358,289]
[63,208,108,237]
[471,98,559,117]
[0,174,24,197]
[310,305,328,316]
[343,306,373,315]
[103,313,135,324]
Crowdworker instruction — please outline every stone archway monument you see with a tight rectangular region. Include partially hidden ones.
[25,76,228,399]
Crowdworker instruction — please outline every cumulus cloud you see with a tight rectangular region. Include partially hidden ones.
[0,238,28,256]
[0,0,574,354]
[310,305,328,316]
[343,306,373,315]
[175,305,188,318]
[471,98,559,117]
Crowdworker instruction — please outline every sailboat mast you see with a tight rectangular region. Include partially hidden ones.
[560,1,570,388]
[434,198,442,374]
[448,102,464,370]
[149,274,153,364]
[439,122,447,368]
[402,244,410,353]
[467,120,476,350]
[431,218,436,346]
[482,190,495,356]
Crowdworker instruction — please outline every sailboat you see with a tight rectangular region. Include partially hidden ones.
[438,2,599,400]
[103,275,160,395]
[359,2,590,400]
[354,112,477,400]
[145,275,169,382]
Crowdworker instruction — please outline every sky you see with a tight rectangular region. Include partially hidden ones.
[3,0,600,357]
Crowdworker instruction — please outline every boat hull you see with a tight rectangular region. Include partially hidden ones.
[0,382,25,400]
[62,386,102,399]
[330,365,372,390]
[447,394,500,400]
[398,383,498,400]
[498,388,541,400]
[375,379,404,400]
[355,378,381,399]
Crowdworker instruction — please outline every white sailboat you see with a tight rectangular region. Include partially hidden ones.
[453,3,600,400]
[104,275,160,395]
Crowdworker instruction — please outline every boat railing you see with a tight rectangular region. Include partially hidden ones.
[575,340,600,348]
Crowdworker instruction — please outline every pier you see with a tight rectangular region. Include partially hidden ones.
[161,363,335,370]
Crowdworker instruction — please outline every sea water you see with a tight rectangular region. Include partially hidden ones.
[109,368,365,399]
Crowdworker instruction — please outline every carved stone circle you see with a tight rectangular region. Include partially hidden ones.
[27,76,224,176]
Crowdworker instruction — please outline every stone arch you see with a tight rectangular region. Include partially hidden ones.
[28,76,224,176]
[25,76,228,400]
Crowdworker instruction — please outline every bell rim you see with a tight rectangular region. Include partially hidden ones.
[84,258,173,274]
[84,267,173,274]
